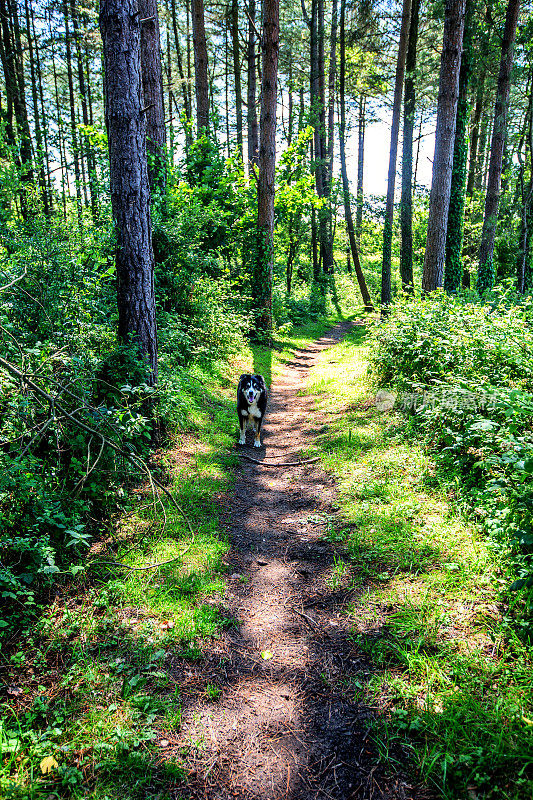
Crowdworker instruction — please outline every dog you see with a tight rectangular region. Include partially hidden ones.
[237,373,268,447]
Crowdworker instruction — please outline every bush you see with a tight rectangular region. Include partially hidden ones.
[369,293,533,631]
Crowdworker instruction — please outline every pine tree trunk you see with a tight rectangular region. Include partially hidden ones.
[23,0,49,216]
[191,0,209,134]
[381,0,411,307]
[253,0,279,335]
[0,0,33,218]
[422,0,466,293]
[63,0,83,223]
[356,94,365,244]
[517,84,533,294]
[231,0,243,158]
[399,0,420,293]
[247,0,259,167]
[140,0,167,198]
[33,8,53,210]
[444,0,474,293]
[100,0,158,384]
[477,0,521,293]
[70,0,99,218]
[170,0,192,151]
[340,0,373,311]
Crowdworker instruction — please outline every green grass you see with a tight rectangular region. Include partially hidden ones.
[0,292,357,799]
[306,324,533,800]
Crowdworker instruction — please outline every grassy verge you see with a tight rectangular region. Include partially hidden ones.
[0,309,350,799]
[306,324,533,800]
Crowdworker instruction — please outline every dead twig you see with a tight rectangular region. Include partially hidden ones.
[239,454,320,467]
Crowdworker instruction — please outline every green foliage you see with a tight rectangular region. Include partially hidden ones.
[370,293,533,629]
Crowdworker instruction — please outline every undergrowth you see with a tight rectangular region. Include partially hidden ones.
[0,297,354,798]
[306,322,533,800]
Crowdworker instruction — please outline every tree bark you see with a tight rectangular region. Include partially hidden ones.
[63,0,83,223]
[477,0,521,293]
[191,0,209,134]
[356,94,365,244]
[247,0,259,167]
[70,0,99,218]
[381,0,411,308]
[140,0,167,198]
[444,0,474,293]
[100,0,158,384]
[422,0,466,293]
[339,0,373,311]
[253,0,279,334]
[231,0,243,158]
[170,0,192,151]
[516,82,533,294]
[23,0,50,216]
[399,0,420,293]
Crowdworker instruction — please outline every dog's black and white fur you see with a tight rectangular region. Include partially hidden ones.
[237,373,268,447]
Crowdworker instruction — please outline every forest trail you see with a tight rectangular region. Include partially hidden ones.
[169,323,431,800]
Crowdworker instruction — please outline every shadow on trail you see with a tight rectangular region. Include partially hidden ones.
[165,322,435,800]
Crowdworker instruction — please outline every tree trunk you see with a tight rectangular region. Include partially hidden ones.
[191,0,209,134]
[381,0,411,307]
[444,0,474,293]
[253,0,279,335]
[477,0,520,293]
[231,0,243,158]
[23,0,49,216]
[63,0,83,223]
[140,0,167,198]
[170,0,192,152]
[100,0,158,384]
[399,0,420,293]
[356,94,365,244]
[422,0,466,293]
[247,0,259,167]
[0,0,33,218]
[340,0,373,311]
[516,85,533,294]
[70,0,99,218]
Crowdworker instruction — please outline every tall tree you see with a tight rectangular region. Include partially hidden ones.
[247,0,259,166]
[443,0,474,292]
[381,0,411,308]
[100,0,158,384]
[23,0,50,215]
[421,0,466,292]
[477,0,521,293]
[169,0,192,151]
[0,0,34,218]
[140,0,167,197]
[253,0,279,334]
[191,0,209,134]
[516,78,533,294]
[70,0,99,218]
[63,0,83,223]
[356,95,365,243]
[231,0,243,158]
[399,0,421,292]
[339,0,374,311]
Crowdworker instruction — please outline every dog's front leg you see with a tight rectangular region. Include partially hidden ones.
[239,412,247,445]
[253,416,262,448]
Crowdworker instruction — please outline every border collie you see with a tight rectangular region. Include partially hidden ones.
[237,373,268,447]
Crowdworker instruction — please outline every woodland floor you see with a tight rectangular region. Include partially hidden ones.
[168,323,434,800]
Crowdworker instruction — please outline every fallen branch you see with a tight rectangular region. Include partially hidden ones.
[239,454,320,467]
[0,354,195,539]
[289,606,320,631]
[91,540,194,572]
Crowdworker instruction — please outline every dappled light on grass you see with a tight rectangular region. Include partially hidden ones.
[307,324,533,800]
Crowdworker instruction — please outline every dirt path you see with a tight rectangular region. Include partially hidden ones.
[170,323,427,800]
